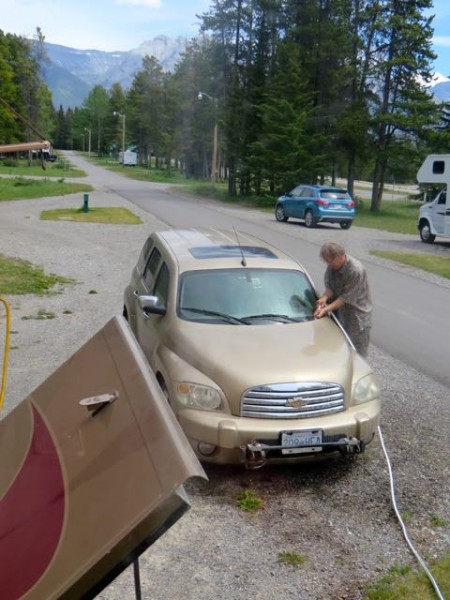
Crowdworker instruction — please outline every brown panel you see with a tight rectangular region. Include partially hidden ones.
[0,316,205,600]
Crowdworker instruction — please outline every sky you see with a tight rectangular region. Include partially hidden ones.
[2,0,450,79]
[3,0,211,50]
[427,0,450,80]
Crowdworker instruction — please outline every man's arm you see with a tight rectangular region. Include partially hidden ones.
[316,288,333,307]
[314,289,344,319]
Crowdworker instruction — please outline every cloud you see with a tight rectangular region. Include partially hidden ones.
[433,35,450,48]
[115,0,161,6]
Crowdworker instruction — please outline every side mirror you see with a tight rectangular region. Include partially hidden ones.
[138,295,166,317]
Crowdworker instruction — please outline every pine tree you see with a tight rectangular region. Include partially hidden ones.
[366,0,437,210]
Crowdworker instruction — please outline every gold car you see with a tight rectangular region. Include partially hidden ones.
[123,228,380,467]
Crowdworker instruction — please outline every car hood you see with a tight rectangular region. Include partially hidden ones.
[168,318,353,407]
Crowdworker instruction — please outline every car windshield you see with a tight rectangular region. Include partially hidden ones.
[177,268,316,324]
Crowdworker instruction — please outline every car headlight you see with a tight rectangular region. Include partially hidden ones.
[353,373,379,405]
[176,383,223,410]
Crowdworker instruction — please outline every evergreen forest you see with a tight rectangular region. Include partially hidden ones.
[1,0,450,211]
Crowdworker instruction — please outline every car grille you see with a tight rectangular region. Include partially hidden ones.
[241,382,345,419]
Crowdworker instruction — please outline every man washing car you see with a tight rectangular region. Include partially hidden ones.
[314,242,372,357]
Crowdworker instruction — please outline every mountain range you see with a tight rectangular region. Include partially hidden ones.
[43,36,187,109]
[43,36,450,110]
[428,74,450,102]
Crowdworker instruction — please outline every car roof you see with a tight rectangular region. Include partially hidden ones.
[153,228,308,274]
[300,184,349,192]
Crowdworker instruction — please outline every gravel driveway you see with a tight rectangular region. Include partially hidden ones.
[0,175,449,600]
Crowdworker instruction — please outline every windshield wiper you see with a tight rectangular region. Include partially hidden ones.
[182,307,248,324]
[241,313,301,323]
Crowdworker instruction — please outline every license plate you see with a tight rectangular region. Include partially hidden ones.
[334,204,342,209]
[281,430,323,454]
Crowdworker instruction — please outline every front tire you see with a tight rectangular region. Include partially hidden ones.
[419,222,436,243]
[275,204,288,222]
[304,210,317,228]
[340,221,352,230]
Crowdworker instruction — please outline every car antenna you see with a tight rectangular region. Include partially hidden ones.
[233,226,247,266]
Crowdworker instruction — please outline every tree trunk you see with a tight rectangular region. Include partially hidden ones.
[346,152,355,198]
[370,157,387,212]
[228,159,237,196]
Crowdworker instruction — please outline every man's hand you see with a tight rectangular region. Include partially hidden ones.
[314,301,327,319]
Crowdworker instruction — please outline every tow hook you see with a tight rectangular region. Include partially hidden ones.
[338,436,362,454]
[240,441,267,470]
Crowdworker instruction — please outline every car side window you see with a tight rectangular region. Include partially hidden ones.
[438,191,446,204]
[143,247,162,290]
[304,188,314,198]
[137,238,154,273]
[153,262,170,306]
[291,186,303,196]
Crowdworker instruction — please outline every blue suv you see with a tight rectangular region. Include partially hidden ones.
[275,184,355,229]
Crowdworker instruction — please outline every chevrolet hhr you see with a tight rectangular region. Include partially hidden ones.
[123,228,380,467]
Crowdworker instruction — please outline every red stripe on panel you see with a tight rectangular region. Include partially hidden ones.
[0,405,65,599]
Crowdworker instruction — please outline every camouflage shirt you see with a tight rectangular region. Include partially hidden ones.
[324,254,372,332]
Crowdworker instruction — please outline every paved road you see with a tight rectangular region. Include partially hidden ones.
[66,151,450,389]
[2,152,449,600]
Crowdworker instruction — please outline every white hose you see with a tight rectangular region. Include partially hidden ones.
[378,425,446,600]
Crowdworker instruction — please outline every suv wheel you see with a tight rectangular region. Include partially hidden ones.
[304,210,317,228]
[419,222,435,243]
[340,221,352,230]
[275,204,288,222]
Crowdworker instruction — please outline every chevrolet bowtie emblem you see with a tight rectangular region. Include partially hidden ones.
[286,397,308,408]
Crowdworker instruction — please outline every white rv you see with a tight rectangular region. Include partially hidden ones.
[118,150,137,166]
[416,154,450,243]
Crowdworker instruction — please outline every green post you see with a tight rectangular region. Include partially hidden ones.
[82,193,89,213]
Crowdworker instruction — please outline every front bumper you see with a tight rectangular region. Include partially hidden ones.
[240,434,364,468]
[178,399,380,465]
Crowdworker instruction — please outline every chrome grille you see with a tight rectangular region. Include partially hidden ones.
[241,382,345,419]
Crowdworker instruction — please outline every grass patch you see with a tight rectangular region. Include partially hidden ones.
[236,489,264,512]
[364,556,450,599]
[175,181,278,211]
[277,551,306,568]
[430,514,449,528]
[0,253,74,295]
[22,309,56,320]
[401,510,413,523]
[191,182,276,209]
[89,156,187,184]
[352,201,420,234]
[0,177,92,201]
[371,250,450,279]
[40,206,142,224]
[0,159,85,178]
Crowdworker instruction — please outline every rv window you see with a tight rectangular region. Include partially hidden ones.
[432,161,445,175]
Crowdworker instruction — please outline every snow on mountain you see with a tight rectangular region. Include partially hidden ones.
[430,72,450,85]
[430,73,450,102]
